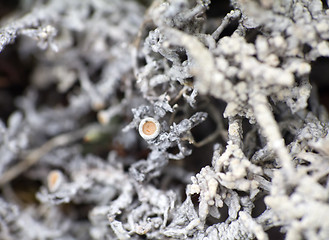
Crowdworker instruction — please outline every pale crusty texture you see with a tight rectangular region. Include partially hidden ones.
[0,0,328,239]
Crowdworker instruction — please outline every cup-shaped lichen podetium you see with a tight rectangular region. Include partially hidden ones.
[138,117,161,140]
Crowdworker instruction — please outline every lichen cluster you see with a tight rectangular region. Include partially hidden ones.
[0,0,329,239]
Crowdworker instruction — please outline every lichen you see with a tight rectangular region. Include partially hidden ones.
[0,0,328,239]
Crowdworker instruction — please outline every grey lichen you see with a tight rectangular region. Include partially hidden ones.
[0,0,328,239]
